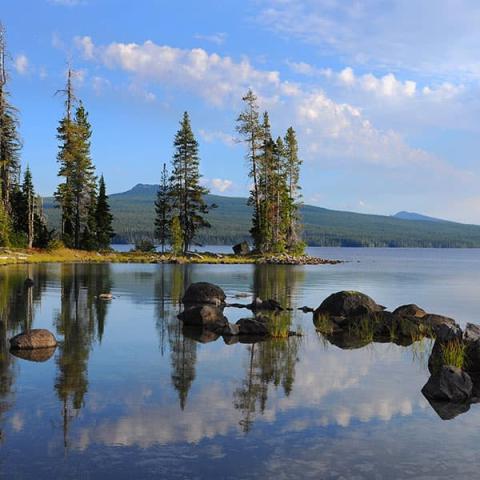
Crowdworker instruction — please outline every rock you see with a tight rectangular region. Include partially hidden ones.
[424,396,471,420]
[24,278,34,289]
[392,304,426,318]
[222,322,240,336]
[422,314,462,342]
[464,323,480,343]
[233,241,250,256]
[299,306,315,313]
[250,297,283,311]
[422,365,473,403]
[178,305,228,328]
[182,282,226,306]
[236,318,269,336]
[10,346,56,362]
[9,329,57,350]
[315,291,384,318]
[182,326,220,344]
[98,293,113,300]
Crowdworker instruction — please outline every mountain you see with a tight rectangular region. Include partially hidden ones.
[42,184,480,247]
[392,211,449,223]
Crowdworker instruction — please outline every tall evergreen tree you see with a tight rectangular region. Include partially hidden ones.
[0,24,21,222]
[236,89,263,248]
[169,112,211,253]
[283,127,303,253]
[22,166,35,248]
[155,163,171,253]
[95,175,114,250]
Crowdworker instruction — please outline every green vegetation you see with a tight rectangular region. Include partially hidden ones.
[236,90,304,254]
[441,340,467,369]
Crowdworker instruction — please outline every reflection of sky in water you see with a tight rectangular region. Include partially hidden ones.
[1,249,480,478]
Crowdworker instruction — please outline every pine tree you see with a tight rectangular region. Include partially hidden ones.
[169,112,211,254]
[170,216,183,256]
[22,166,35,248]
[284,127,303,253]
[0,24,21,218]
[95,175,114,250]
[236,89,263,249]
[155,163,171,253]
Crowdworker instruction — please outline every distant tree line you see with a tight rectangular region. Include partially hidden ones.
[154,90,305,255]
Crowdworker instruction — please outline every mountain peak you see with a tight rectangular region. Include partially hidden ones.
[392,211,448,223]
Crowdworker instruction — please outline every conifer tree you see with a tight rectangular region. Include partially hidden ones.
[155,163,171,253]
[169,112,211,253]
[170,216,183,256]
[95,175,114,250]
[22,166,35,248]
[0,24,21,218]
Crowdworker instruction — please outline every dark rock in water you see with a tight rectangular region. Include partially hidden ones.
[422,314,462,342]
[182,326,220,344]
[24,278,34,289]
[10,346,56,362]
[178,305,227,328]
[238,334,269,344]
[236,318,269,336]
[182,282,226,306]
[222,322,240,336]
[464,323,480,343]
[299,306,315,313]
[223,335,240,346]
[233,241,250,256]
[323,331,373,350]
[424,396,471,420]
[422,365,472,403]
[315,291,384,318]
[250,297,283,311]
[226,302,250,309]
[10,329,57,350]
[428,340,445,374]
[392,304,426,318]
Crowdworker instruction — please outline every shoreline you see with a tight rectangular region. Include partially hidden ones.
[0,248,342,267]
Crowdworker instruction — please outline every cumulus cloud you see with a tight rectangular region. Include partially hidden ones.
[14,54,29,75]
[194,32,227,45]
[76,37,282,106]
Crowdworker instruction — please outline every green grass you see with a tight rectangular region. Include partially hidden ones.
[441,340,467,369]
[314,313,335,335]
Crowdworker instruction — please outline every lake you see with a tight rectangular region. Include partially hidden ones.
[1,248,480,478]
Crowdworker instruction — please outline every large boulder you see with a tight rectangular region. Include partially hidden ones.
[9,329,57,350]
[233,241,250,256]
[315,291,384,318]
[422,365,473,403]
[182,282,226,306]
[178,305,227,328]
[236,317,269,336]
[422,314,462,342]
[392,304,427,318]
[463,324,480,373]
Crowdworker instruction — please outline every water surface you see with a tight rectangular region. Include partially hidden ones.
[1,249,480,478]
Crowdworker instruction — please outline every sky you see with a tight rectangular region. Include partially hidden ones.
[3,0,480,223]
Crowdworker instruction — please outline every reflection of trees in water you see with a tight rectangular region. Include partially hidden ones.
[54,264,113,449]
[0,265,50,442]
[154,265,197,410]
[235,265,304,432]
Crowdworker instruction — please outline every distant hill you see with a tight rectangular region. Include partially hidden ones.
[392,211,449,223]
[43,184,480,247]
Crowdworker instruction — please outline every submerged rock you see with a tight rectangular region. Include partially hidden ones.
[250,297,283,311]
[179,305,227,328]
[9,329,57,350]
[10,346,56,362]
[315,291,384,318]
[182,282,226,306]
[233,241,250,256]
[182,326,220,344]
[24,278,34,289]
[236,317,269,336]
[422,365,473,403]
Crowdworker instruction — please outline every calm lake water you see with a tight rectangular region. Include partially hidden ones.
[2,248,480,479]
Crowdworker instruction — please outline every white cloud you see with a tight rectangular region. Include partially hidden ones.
[14,54,29,75]
[211,178,233,193]
[194,32,227,45]
[199,129,236,147]
[76,37,282,106]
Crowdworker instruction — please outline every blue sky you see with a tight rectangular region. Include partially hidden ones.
[3,0,480,222]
